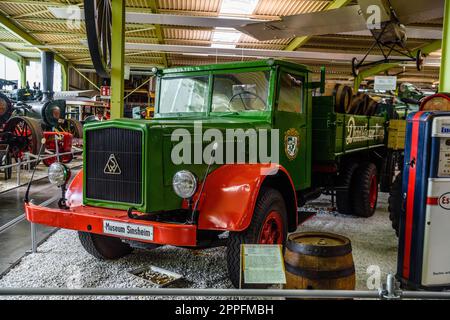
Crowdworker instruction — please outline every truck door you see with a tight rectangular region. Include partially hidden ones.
[274,69,309,190]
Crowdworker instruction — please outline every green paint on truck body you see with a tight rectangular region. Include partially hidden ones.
[312,96,386,162]
[83,59,387,213]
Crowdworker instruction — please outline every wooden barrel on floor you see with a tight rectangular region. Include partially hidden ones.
[284,232,355,290]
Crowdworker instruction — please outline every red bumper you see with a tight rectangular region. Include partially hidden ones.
[25,203,197,247]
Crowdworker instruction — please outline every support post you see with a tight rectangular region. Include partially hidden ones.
[110,0,126,119]
[18,58,27,88]
[440,0,450,92]
[61,63,69,91]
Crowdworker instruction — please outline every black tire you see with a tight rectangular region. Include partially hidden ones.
[388,174,403,237]
[78,231,132,260]
[84,0,112,78]
[226,187,287,288]
[380,151,396,193]
[336,162,358,215]
[351,162,379,218]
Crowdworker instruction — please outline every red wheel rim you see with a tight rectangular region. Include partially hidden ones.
[369,175,378,209]
[11,120,33,161]
[258,211,283,244]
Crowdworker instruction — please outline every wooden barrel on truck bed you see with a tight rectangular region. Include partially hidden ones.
[284,232,355,290]
[324,84,353,114]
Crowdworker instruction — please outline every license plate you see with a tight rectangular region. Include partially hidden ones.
[103,220,154,241]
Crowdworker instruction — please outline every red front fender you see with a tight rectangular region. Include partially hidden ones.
[66,170,83,207]
[195,164,298,232]
[66,165,298,233]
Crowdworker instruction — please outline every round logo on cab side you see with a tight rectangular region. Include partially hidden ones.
[439,192,450,210]
[284,128,300,161]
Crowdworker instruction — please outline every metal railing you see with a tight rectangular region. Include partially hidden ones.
[0,148,83,189]
[0,275,449,299]
[0,147,83,253]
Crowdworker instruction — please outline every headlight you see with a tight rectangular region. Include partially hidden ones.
[172,170,197,199]
[48,163,71,187]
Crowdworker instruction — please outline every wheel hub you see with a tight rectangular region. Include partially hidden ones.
[258,211,283,244]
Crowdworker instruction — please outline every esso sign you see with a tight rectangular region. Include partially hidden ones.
[439,193,450,210]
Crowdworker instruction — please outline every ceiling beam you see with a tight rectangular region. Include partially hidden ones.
[339,26,443,40]
[0,10,68,66]
[0,0,64,5]
[0,43,22,63]
[118,42,441,64]
[285,0,353,51]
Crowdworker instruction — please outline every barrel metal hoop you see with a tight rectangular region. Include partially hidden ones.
[285,263,355,280]
[286,240,352,257]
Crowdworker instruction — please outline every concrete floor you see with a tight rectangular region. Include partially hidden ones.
[0,173,84,276]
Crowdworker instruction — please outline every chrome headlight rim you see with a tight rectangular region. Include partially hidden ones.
[172,170,198,199]
[48,162,71,187]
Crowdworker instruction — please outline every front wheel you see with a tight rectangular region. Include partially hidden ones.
[78,231,132,260]
[226,187,287,288]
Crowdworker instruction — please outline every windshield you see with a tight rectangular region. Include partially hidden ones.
[159,76,209,114]
[211,72,269,112]
[157,71,270,114]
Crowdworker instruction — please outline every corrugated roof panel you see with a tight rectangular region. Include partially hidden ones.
[157,0,221,12]
[163,27,213,40]
[239,34,292,45]
[254,0,331,16]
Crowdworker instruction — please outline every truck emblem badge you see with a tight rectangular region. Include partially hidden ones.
[104,154,121,175]
[284,128,300,161]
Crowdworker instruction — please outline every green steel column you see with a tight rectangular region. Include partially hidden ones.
[18,58,27,88]
[58,60,69,91]
[440,0,450,92]
[110,0,126,119]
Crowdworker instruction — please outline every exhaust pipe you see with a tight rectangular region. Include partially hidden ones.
[41,51,54,101]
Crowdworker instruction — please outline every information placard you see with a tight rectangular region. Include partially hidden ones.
[241,244,286,285]
[374,76,397,91]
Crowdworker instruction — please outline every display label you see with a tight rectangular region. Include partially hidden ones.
[438,139,450,177]
[241,244,286,285]
[374,76,397,91]
[103,220,154,241]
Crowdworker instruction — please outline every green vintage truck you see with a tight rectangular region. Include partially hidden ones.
[26,59,399,287]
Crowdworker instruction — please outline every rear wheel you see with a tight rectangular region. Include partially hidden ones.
[388,174,403,237]
[226,187,287,288]
[60,118,83,139]
[336,162,358,215]
[351,162,378,218]
[4,116,43,168]
[78,231,132,260]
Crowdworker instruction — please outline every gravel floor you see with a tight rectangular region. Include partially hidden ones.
[0,192,398,300]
